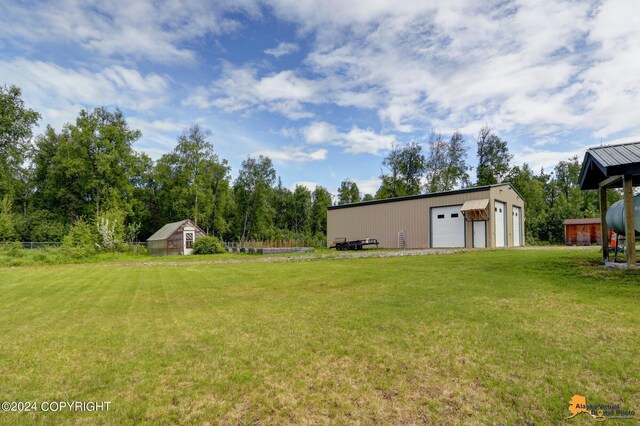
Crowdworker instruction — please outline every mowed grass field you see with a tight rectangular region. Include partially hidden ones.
[0,250,639,424]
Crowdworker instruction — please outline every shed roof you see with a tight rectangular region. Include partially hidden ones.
[579,141,640,190]
[460,198,489,211]
[147,219,192,241]
[563,218,601,225]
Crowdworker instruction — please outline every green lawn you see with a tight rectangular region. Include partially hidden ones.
[0,250,638,424]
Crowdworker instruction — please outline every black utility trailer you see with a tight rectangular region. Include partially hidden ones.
[330,237,379,251]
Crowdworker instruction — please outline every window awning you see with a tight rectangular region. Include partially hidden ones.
[460,199,489,221]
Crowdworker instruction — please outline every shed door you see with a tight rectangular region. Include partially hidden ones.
[184,231,194,255]
[495,201,506,247]
[431,205,465,248]
[577,225,590,244]
[512,206,522,246]
[473,221,486,248]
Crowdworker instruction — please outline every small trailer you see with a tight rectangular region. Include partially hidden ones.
[330,237,379,251]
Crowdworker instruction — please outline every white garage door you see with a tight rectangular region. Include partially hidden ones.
[513,206,522,246]
[495,201,506,247]
[431,205,465,248]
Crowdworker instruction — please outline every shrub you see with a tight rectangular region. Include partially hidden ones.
[96,209,125,251]
[193,236,226,254]
[62,219,99,258]
[0,241,24,257]
[17,209,67,242]
[0,195,17,242]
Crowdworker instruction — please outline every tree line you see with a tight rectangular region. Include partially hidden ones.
[336,125,620,244]
[0,85,617,246]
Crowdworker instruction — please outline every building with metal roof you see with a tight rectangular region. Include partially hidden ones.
[578,141,640,266]
[579,141,640,190]
[563,218,613,246]
[327,183,524,249]
[147,219,206,256]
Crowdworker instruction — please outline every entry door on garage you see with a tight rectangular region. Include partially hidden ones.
[495,201,506,247]
[431,205,465,248]
[473,221,486,248]
[513,206,522,246]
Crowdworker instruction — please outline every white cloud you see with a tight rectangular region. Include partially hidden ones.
[127,117,187,155]
[303,121,395,155]
[577,0,640,138]
[513,147,585,173]
[303,122,339,144]
[256,147,327,163]
[596,136,640,146]
[290,181,321,191]
[185,65,320,120]
[0,58,170,130]
[252,0,640,147]
[353,177,380,196]
[5,0,640,171]
[0,0,260,62]
[176,0,622,147]
[278,127,298,139]
[341,128,396,155]
[265,42,299,57]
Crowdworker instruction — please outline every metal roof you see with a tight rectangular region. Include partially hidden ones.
[563,218,601,225]
[588,142,640,167]
[579,141,640,190]
[147,219,191,241]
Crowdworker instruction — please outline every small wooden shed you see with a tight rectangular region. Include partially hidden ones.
[147,219,206,256]
[564,218,613,245]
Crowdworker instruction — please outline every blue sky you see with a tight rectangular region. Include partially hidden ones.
[1,0,639,196]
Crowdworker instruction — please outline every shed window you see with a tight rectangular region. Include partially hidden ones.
[185,233,194,248]
[437,214,445,219]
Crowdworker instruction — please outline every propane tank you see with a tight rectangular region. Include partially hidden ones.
[605,194,640,235]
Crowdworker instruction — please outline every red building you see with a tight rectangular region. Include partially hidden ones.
[563,218,614,245]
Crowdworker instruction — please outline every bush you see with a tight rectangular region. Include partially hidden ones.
[193,236,226,254]
[96,209,125,251]
[0,195,17,242]
[0,241,24,257]
[62,219,99,258]
[16,209,67,242]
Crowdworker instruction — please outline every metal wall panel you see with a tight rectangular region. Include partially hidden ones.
[489,185,526,247]
[327,189,492,248]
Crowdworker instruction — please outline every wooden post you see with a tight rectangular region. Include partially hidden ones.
[599,187,609,263]
[623,175,636,266]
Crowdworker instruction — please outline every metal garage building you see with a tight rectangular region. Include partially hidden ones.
[327,183,524,249]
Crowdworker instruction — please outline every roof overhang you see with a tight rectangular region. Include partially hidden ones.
[460,199,489,221]
[579,142,640,190]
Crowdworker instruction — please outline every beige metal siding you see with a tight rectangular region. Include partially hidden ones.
[489,184,526,247]
[327,190,492,249]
